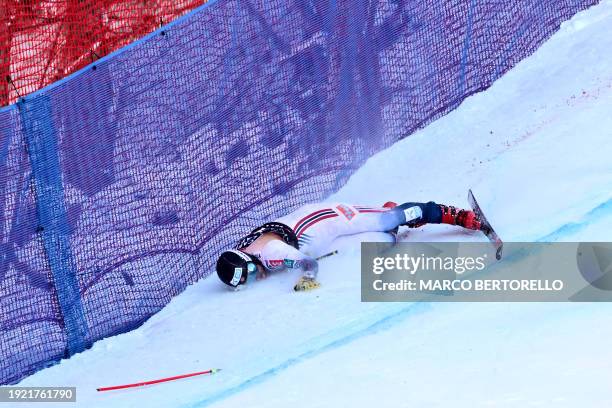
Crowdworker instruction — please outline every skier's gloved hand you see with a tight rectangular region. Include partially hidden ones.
[293,257,320,291]
[294,276,321,292]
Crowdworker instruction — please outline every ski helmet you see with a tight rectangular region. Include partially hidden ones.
[216,250,258,287]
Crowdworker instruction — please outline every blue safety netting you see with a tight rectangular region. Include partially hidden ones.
[0,0,598,384]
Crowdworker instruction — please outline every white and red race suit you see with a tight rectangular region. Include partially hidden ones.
[247,202,424,277]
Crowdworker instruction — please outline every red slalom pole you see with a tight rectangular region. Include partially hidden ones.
[96,368,221,392]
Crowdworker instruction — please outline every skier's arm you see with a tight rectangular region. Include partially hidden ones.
[259,239,319,278]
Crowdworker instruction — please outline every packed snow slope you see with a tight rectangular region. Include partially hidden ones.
[18,1,612,407]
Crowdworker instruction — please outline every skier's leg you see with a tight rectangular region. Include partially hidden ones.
[284,202,482,257]
[384,201,482,230]
[305,203,441,238]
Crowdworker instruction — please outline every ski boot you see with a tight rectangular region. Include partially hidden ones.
[439,204,482,231]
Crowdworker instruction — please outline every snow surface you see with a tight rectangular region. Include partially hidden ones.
[18,1,612,407]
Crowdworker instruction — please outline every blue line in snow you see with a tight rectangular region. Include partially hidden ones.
[537,197,612,242]
[185,302,431,408]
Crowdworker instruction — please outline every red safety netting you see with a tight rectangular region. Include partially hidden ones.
[0,0,207,107]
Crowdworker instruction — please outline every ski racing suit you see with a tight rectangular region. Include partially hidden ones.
[241,201,441,279]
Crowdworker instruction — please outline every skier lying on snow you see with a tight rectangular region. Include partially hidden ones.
[216,201,484,291]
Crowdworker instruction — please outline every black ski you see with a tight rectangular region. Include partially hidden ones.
[468,189,503,260]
